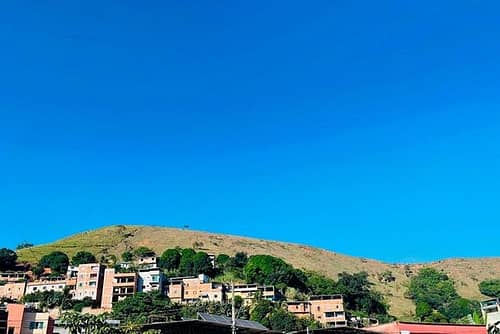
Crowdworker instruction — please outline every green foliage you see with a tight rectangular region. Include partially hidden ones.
[112,291,174,323]
[181,301,249,320]
[335,272,388,316]
[215,254,230,269]
[39,251,69,275]
[121,251,133,262]
[178,248,196,276]
[229,252,248,269]
[407,268,478,323]
[243,255,306,291]
[192,252,214,277]
[16,242,34,250]
[250,299,274,327]
[71,297,95,312]
[133,247,155,258]
[71,251,97,266]
[159,249,181,271]
[267,307,298,332]
[23,289,74,310]
[60,312,120,334]
[479,279,500,297]
[304,271,337,295]
[0,248,17,271]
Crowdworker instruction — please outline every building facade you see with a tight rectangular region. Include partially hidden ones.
[73,264,105,304]
[137,268,164,293]
[287,295,346,328]
[101,269,138,310]
[167,275,224,304]
[5,304,54,334]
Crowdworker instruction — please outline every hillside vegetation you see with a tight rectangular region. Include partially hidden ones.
[16,225,500,318]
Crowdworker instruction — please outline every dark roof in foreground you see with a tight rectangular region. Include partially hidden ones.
[198,312,268,331]
[141,313,280,334]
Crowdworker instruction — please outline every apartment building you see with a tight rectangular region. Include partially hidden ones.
[481,298,500,333]
[167,275,224,304]
[287,295,346,328]
[5,304,54,334]
[137,268,164,293]
[26,277,66,295]
[227,284,279,306]
[101,269,137,310]
[0,282,27,301]
[0,273,27,283]
[73,264,105,304]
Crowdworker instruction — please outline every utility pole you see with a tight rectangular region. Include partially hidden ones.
[231,281,236,334]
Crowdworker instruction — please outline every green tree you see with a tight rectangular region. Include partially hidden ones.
[479,279,500,298]
[121,251,133,262]
[112,291,174,323]
[178,248,196,276]
[335,272,388,316]
[159,249,181,271]
[133,247,155,258]
[304,271,337,295]
[16,242,34,250]
[407,267,477,322]
[0,248,17,271]
[229,252,248,269]
[416,301,433,321]
[71,251,97,266]
[267,307,299,332]
[39,251,69,275]
[192,252,214,277]
[250,299,273,327]
[243,255,306,291]
[215,254,230,269]
[60,312,119,334]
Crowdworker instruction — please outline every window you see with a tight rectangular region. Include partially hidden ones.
[29,322,44,330]
[8,327,14,334]
[89,281,96,286]
[324,312,335,318]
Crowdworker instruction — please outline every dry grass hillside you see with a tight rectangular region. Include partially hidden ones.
[16,225,500,318]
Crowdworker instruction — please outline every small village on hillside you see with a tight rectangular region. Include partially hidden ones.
[0,244,499,334]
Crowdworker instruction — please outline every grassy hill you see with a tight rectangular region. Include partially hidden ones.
[16,225,500,318]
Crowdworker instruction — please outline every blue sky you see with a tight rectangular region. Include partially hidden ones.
[1,1,500,263]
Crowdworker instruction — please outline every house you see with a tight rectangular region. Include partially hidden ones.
[101,269,138,310]
[26,277,66,295]
[0,282,27,301]
[167,275,224,304]
[73,264,105,304]
[287,295,346,328]
[137,268,164,293]
[364,321,486,334]
[481,298,500,333]
[227,284,280,306]
[4,304,54,334]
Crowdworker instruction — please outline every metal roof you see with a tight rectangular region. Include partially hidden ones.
[197,312,268,330]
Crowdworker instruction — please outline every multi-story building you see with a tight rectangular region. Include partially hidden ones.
[101,269,137,310]
[287,295,346,328]
[137,268,164,293]
[5,304,54,334]
[0,305,7,334]
[26,277,66,295]
[0,282,27,301]
[481,298,500,333]
[167,275,224,304]
[0,273,27,283]
[227,284,279,306]
[73,264,105,304]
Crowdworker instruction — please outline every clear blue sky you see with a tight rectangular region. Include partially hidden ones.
[1,1,500,263]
